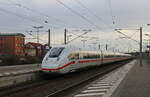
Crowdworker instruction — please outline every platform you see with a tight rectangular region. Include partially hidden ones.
[0,64,40,77]
[73,60,136,97]
[0,64,41,88]
[112,59,150,97]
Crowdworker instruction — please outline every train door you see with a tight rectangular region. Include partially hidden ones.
[68,52,79,72]
[78,52,85,68]
[101,51,104,65]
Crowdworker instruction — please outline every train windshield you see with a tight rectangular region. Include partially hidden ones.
[49,47,64,58]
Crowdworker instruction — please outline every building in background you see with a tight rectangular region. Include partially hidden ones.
[25,42,50,57]
[0,33,25,56]
[25,42,43,57]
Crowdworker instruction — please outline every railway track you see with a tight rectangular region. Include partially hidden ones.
[45,60,131,97]
[0,60,132,97]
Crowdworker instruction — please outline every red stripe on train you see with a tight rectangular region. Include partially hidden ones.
[42,57,129,71]
[78,57,127,63]
[42,61,75,71]
[78,59,101,63]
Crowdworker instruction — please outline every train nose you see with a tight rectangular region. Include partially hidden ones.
[42,63,59,72]
[43,57,59,64]
[42,58,60,71]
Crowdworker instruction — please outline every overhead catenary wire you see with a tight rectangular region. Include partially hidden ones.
[108,0,115,25]
[5,0,108,31]
[67,30,99,40]
[1,0,64,29]
[130,30,139,38]
[115,30,140,44]
[6,0,70,27]
[73,0,113,30]
[25,31,47,44]
[0,7,42,24]
[115,34,137,51]
[6,0,93,29]
[7,0,63,22]
[0,7,62,29]
[115,29,139,38]
[0,6,54,28]
[55,0,103,31]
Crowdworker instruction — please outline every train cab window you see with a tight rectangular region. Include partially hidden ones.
[68,52,79,60]
[49,47,64,58]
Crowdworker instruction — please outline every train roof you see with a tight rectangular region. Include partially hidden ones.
[51,44,77,48]
[50,45,131,56]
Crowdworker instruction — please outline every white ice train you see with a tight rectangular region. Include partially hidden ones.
[41,45,131,74]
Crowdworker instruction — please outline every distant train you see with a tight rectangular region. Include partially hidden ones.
[41,45,132,74]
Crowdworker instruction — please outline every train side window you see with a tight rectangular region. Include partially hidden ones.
[78,52,101,59]
[68,52,79,60]
[104,54,112,58]
[82,53,89,59]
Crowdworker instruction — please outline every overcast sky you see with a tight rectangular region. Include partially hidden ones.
[0,0,150,52]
